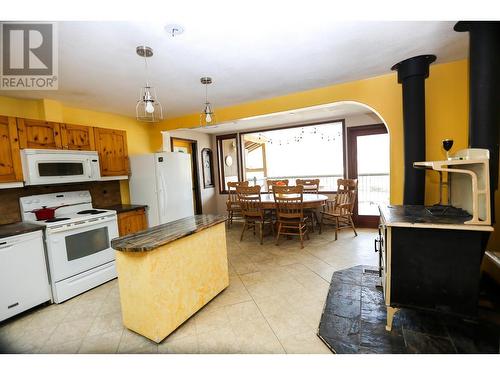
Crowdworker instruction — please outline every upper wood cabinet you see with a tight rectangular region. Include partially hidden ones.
[61,123,95,151]
[94,127,129,176]
[17,118,62,149]
[0,116,23,183]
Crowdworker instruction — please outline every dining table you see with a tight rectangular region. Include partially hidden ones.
[259,193,329,209]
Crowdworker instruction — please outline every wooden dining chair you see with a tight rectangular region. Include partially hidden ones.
[236,185,274,245]
[266,179,289,193]
[226,181,249,228]
[296,178,320,232]
[273,185,309,249]
[319,179,358,240]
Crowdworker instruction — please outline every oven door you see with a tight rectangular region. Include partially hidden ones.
[23,152,98,185]
[45,216,119,282]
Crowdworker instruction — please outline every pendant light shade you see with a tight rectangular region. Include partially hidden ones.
[200,77,216,126]
[135,46,163,122]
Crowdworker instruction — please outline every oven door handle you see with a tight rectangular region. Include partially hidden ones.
[47,216,117,234]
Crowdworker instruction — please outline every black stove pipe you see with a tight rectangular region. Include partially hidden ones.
[454,21,500,223]
[391,55,436,205]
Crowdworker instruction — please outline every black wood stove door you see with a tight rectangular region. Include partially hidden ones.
[390,227,485,317]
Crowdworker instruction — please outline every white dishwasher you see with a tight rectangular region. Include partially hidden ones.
[0,230,52,322]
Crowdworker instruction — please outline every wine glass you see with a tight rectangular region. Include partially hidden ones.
[442,139,454,159]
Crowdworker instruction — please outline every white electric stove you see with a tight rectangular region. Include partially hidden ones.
[20,191,119,303]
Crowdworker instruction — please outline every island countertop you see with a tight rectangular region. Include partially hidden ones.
[111,214,227,252]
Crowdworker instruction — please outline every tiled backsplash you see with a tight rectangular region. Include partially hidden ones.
[0,181,122,225]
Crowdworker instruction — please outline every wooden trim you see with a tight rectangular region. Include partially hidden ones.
[347,123,388,228]
[216,133,240,194]
[170,137,203,215]
[8,117,23,181]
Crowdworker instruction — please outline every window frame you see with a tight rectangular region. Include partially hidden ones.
[238,119,347,193]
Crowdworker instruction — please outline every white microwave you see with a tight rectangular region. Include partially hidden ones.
[20,149,101,185]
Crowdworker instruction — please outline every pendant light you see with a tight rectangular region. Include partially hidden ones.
[200,77,216,126]
[135,46,163,122]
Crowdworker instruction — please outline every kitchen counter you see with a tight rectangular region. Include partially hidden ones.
[98,204,147,214]
[0,222,44,239]
[112,214,229,343]
[111,214,227,252]
[379,205,493,231]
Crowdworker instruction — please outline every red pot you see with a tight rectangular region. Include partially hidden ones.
[31,205,65,221]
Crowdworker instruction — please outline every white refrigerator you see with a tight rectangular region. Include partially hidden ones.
[129,152,195,227]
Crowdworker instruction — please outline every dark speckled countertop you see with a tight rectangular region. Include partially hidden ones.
[111,214,227,252]
[0,222,45,239]
[98,204,147,214]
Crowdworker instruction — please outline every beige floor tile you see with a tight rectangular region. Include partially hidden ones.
[63,299,105,323]
[79,329,123,354]
[280,331,332,354]
[264,311,312,341]
[87,311,124,336]
[224,301,263,325]
[158,334,199,354]
[2,325,56,353]
[194,306,230,334]
[117,329,158,353]
[39,338,83,354]
[44,316,94,347]
[197,326,240,354]
[25,306,70,331]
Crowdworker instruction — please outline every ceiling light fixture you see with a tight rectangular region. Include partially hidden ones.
[200,77,216,126]
[135,46,163,123]
[164,24,184,37]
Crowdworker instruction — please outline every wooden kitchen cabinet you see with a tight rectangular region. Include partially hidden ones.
[0,116,23,183]
[17,118,62,149]
[117,208,147,236]
[93,127,129,176]
[61,123,95,151]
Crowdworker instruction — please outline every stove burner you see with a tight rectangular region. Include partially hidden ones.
[77,209,106,215]
[44,217,70,223]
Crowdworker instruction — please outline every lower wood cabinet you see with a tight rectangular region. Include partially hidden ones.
[117,208,147,237]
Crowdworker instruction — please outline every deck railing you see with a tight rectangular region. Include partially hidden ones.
[248,173,389,213]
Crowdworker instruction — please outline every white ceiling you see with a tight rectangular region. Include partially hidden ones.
[190,102,376,134]
[1,18,468,119]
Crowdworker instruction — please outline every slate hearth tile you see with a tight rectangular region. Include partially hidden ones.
[360,321,406,354]
[332,283,362,301]
[361,287,384,306]
[318,315,360,346]
[332,269,362,286]
[394,309,448,337]
[330,298,361,319]
[445,319,500,354]
[322,337,359,354]
[361,303,387,324]
[361,273,381,288]
[403,329,456,354]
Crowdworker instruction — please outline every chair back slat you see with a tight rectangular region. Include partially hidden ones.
[228,181,249,204]
[266,179,289,193]
[295,178,320,194]
[273,185,304,219]
[236,185,263,219]
[335,179,358,214]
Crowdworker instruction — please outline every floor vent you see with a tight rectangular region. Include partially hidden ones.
[363,268,379,275]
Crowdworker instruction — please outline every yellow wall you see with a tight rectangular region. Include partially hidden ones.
[0,96,154,203]
[150,60,470,209]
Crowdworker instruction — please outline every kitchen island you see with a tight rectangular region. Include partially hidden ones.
[111,214,228,343]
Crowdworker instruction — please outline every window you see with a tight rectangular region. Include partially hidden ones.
[241,121,345,192]
[216,134,240,193]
